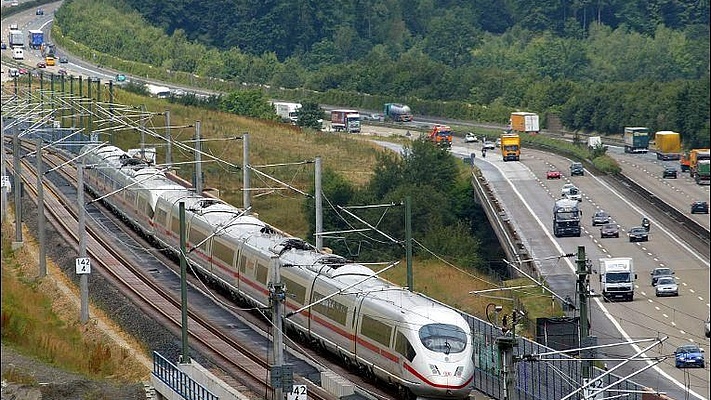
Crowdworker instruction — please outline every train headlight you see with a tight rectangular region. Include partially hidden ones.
[429,364,441,375]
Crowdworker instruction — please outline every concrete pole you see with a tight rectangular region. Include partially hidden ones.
[242,133,250,212]
[271,255,285,400]
[1,116,7,222]
[78,161,89,323]
[194,121,202,195]
[36,139,46,277]
[140,105,146,160]
[13,129,23,246]
[406,195,413,291]
[315,157,322,250]
[179,202,190,363]
[164,110,171,166]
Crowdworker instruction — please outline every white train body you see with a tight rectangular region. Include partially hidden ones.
[81,144,475,399]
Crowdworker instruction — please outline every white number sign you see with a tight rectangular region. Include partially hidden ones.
[1,175,10,191]
[75,257,91,274]
[286,385,307,400]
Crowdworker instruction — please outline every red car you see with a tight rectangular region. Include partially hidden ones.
[18,68,28,75]
[36,61,47,68]
[57,69,68,76]
[546,168,562,179]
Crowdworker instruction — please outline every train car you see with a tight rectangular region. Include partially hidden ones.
[79,143,476,399]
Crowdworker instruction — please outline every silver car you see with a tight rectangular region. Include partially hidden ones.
[655,276,678,297]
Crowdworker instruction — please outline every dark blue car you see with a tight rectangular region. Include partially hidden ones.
[674,344,705,368]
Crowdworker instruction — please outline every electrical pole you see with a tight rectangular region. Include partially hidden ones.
[576,246,597,398]
[179,201,190,364]
[315,156,322,251]
[242,133,250,213]
[270,255,291,399]
[405,195,413,291]
[78,161,89,323]
[12,128,23,248]
[164,110,171,166]
[36,139,46,277]
[1,115,7,222]
[194,120,202,195]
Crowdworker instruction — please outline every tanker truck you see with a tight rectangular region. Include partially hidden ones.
[384,103,413,122]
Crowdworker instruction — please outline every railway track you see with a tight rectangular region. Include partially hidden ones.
[10,141,340,400]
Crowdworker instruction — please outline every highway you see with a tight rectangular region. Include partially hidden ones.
[4,4,709,400]
[448,138,709,400]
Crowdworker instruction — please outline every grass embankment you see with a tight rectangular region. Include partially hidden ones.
[1,223,150,384]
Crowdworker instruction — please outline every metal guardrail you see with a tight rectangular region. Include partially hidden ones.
[152,351,218,400]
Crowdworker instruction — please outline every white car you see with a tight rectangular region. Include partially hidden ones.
[495,138,502,148]
[464,132,478,143]
[655,276,678,297]
[483,141,496,150]
[561,183,582,202]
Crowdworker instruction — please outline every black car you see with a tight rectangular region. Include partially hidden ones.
[592,210,610,226]
[570,162,584,176]
[691,201,709,214]
[650,267,674,286]
[0,42,6,50]
[600,223,619,238]
[662,165,678,178]
[628,226,649,242]
[59,56,69,64]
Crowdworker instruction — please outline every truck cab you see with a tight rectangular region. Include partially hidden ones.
[12,47,24,60]
[599,258,636,301]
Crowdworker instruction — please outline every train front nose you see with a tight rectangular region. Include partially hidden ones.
[414,364,473,399]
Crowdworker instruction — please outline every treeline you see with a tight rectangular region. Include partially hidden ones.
[304,139,508,278]
[54,0,709,146]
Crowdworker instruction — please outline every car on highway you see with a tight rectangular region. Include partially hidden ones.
[57,69,67,76]
[546,168,561,179]
[483,140,496,150]
[599,223,619,238]
[36,61,46,68]
[650,267,674,286]
[706,316,710,339]
[591,210,610,225]
[561,183,582,201]
[628,226,649,242]
[59,56,69,64]
[1,42,6,50]
[36,8,44,15]
[570,162,584,176]
[464,132,478,143]
[674,344,705,368]
[495,137,502,148]
[691,201,709,214]
[654,276,678,297]
[662,165,678,178]
[18,68,28,75]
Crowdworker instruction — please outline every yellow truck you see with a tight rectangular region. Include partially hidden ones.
[653,131,681,160]
[500,133,521,161]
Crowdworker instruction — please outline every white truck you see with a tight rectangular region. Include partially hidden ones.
[588,136,602,150]
[272,101,302,124]
[599,257,636,301]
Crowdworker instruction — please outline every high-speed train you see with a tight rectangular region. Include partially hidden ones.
[80,143,476,399]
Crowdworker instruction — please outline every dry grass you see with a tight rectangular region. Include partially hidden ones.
[1,222,150,383]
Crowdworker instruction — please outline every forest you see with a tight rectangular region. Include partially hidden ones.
[53,0,710,146]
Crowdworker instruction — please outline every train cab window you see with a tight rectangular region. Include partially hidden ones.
[213,240,234,267]
[395,331,416,362]
[171,216,181,234]
[419,323,467,354]
[360,315,393,347]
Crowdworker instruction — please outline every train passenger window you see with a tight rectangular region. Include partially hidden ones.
[360,315,393,347]
[419,324,467,354]
[281,277,305,305]
[312,292,348,325]
[171,216,180,234]
[189,227,208,252]
[395,331,416,362]
[213,240,234,267]
[155,207,168,227]
[255,262,268,284]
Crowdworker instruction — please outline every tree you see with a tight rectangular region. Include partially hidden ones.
[219,89,278,120]
[295,101,324,130]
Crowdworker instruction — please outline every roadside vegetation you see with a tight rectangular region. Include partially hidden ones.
[50,0,709,147]
[1,224,149,383]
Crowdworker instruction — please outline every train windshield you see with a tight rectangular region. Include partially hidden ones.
[419,323,467,354]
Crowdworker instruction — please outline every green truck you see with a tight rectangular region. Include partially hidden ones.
[695,159,710,185]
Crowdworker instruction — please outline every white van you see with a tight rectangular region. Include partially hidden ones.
[12,47,24,60]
